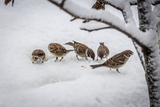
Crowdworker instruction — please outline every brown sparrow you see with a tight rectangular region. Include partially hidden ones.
[65,41,95,60]
[92,0,105,10]
[31,49,46,63]
[90,50,133,73]
[83,0,105,23]
[48,43,73,62]
[97,42,109,61]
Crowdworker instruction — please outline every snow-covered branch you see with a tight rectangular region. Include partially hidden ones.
[48,0,151,50]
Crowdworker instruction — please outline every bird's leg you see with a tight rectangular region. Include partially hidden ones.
[85,57,88,60]
[110,68,111,70]
[60,57,63,61]
[116,69,121,74]
[55,57,58,62]
[76,55,79,60]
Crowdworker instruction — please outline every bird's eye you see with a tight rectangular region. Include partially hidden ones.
[38,53,43,56]
[128,54,131,57]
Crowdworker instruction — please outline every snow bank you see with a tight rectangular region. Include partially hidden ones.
[0,0,149,107]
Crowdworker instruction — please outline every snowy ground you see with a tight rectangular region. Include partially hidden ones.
[0,0,149,107]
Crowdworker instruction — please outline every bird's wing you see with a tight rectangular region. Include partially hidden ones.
[76,44,87,54]
[103,45,109,53]
[49,43,66,53]
[106,54,125,66]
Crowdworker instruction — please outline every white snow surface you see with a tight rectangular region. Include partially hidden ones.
[0,0,150,107]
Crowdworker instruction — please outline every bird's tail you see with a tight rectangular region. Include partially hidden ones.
[65,42,74,46]
[67,50,74,52]
[90,63,104,69]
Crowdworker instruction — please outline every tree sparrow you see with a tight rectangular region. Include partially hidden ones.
[83,0,105,23]
[65,41,95,60]
[92,0,105,10]
[32,49,46,63]
[97,42,109,61]
[90,50,133,73]
[48,43,73,62]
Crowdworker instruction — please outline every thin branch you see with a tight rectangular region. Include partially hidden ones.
[80,26,113,32]
[129,1,137,5]
[70,17,78,21]
[151,0,160,5]
[132,41,146,71]
[60,0,66,7]
[104,1,122,11]
[125,1,160,6]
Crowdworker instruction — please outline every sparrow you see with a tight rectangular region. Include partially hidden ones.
[65,40,95,60]
[90,50,133,73]
[92,0,105,10]
[83,0,105,23]
[97,42,109,61]
[31,49,46,63]
[48,43,73,62]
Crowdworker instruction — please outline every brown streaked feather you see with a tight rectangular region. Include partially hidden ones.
[92,2,105,10]
[73,42,88,57]
[48,43,67,54]
[104,53,127,68]
[91,50,133,73]
[48,43,73,62]
[5,0,14,6]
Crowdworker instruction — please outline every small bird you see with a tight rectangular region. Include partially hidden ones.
[90,50,133,73]
[92,0,105,10]
[83,0,105,23]
[65,41,95,60]
[97,42,109,61]
[32,49,46,63]
[48,43,73,62]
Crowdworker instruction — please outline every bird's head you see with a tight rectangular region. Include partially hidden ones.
[86,48,95,60]
[122,50,133,58]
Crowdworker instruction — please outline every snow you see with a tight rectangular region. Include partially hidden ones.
[0,0,151,107]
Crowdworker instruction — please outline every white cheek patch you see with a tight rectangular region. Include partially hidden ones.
[85,48,88,57]
[124,54,129,59]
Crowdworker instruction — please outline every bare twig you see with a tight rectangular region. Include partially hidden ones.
[151,0,160,5]
[80,26,112,32]
[125,1,160,6]
[70,17,78,21]
[60,0,66,7]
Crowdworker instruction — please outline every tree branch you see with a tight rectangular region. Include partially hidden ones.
[80,26,113,32]
[47,0,149,50]
[60,0,66,7]
[106,0,146,71]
